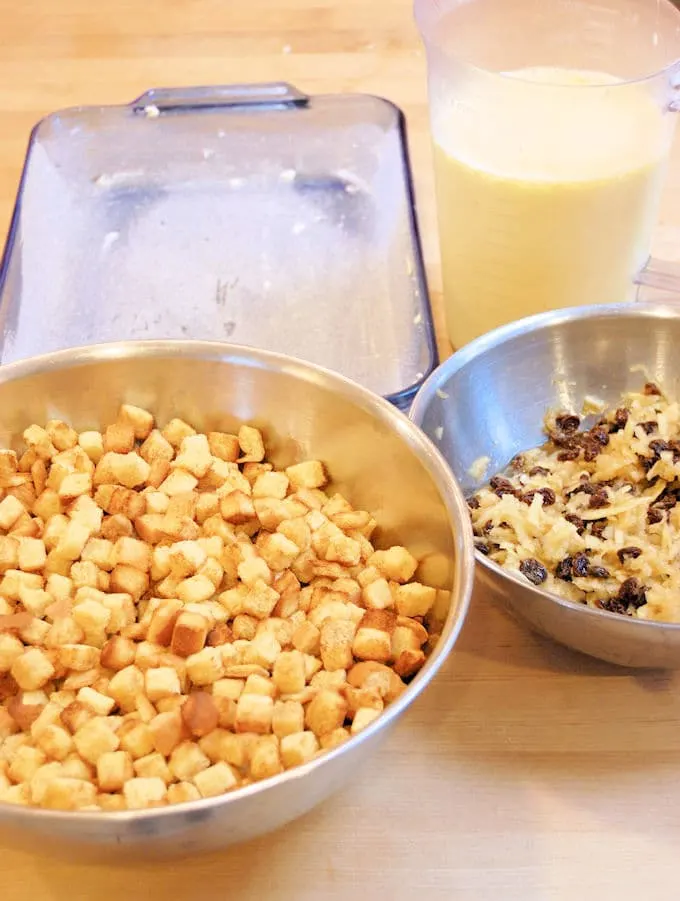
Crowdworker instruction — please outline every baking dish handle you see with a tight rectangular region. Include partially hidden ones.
[131,82,309,113]
[636,257,680,303]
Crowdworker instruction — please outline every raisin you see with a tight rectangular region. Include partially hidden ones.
[490,476,517,497]
[599,597,631,616]
[590,520,608,538]
[649,439,670,458]
[519,558,548,585]
[644,382,662,396]
[589,426,610,447]
[582,438,602,462]
[617,577,647,608]
[654,493,677,511]
[555,557,573,582]
[523,487,556,506]
[529,466,550,477]
[572,554,590,577]
[557,448,580,462]
[588,489,609,509]
[565,514,585,533]
[467,496,480,510]
[639,455,655,473]
[588,565,610,578]
[555,413,580,434]
[612,408,629,431]
[639,421,657,435]
[474,539,490,556]
[647,507,664,525]
[617,546,642,563]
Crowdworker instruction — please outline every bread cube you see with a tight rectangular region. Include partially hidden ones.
[350,706,382,735]
[118,721,155,760]
[0,633,24,673]
[362,577,394,610]
[235,693,273,734]
[280,731,319,768]
[186,647,225,685]
[368,547,418,584]
[74,716,120,764]
[9,745,47,783]
[158,468,198,497]
[319,620,356,671]
[100,514,134,541]
[181,692,219,737]
[140,429,174,463]
[240,580,279,620]
[58,644,100,672]
[393,582,437,617]
[271,650,306,694]
[171,434,211,478]
[115,536,152,572]
[167,781,202,805]
[168,610,208,659]
[109,564,149,601]
[28,761,66,805]
[304,690,347,738]
[107,665,144,712]
[291,620,321,656]
[249,735,282,781]
[145,666,181,702]
[123,776,167,809]
[0,495,26,530]
[11,647,55,690]
[149,710,186,756]
[205,431,239,463]
[78,431,104,464]
[133,751,172,784]
[219,490,256,525]
[167,740,211,782]
[97,793,127,811]
[193,761,238,798]
[117,404,154,440]
[319,727,350,750]
[393,649,426,678]
[34,724,73,761]
[97,749,134,791]
[285,461,327,490]
[272,700,304,739]
[147,599,183,647]
[42,777,97,811]
[76,685,116,716]
[54,520,90,560]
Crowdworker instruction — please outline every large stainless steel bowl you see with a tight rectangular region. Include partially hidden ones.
[410,303,680,669]
[0,341,474,859]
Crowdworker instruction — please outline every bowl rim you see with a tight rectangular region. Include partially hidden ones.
[0,338,475,825]
[409,301,680,633]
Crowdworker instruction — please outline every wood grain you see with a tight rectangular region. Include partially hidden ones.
[1,1,680,898]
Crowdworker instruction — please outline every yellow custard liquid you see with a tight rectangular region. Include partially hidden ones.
[432,67,672,347]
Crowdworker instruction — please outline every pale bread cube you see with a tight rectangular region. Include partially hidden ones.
[193,761,238,798]
[280,731,319,768]
[123,776,167,809]
[97,750,134,792]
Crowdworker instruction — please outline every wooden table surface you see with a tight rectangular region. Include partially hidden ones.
[2,1,680,899]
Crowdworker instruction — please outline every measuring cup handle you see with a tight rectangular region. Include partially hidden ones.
[635,258,680,302]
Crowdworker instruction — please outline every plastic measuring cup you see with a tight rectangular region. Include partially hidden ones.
[415,0,680,348]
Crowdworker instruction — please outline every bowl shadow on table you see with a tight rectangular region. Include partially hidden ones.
[412,578,680,781]
[19,787,373,901]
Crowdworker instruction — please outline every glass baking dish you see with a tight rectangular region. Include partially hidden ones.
[0,82,436,410]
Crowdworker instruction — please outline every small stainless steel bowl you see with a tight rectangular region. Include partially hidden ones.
[0,340,474,859]
[410,302,680,670]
